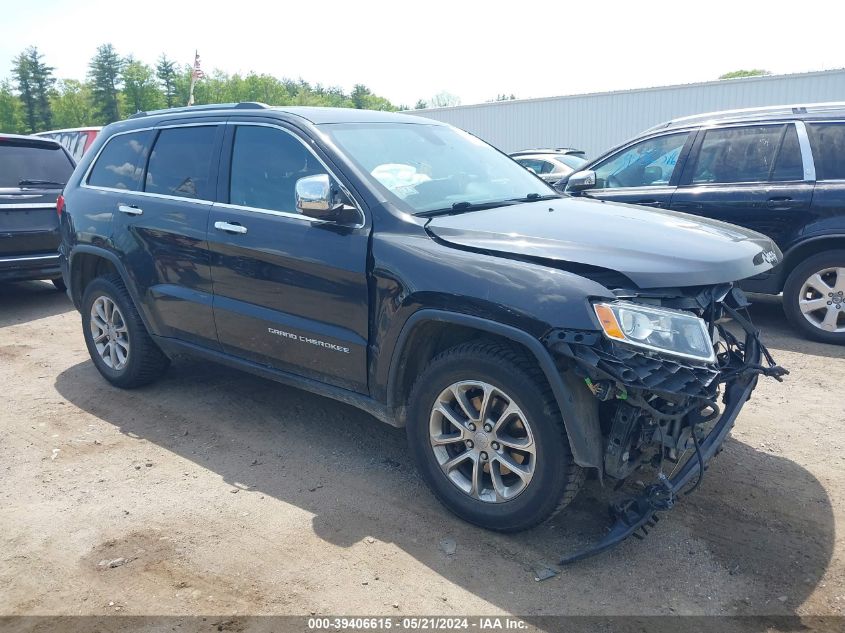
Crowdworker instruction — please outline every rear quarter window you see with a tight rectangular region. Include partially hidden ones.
[87,130,155,191]
[808,123,845,180]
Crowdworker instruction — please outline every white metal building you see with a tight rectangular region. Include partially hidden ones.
[407,70,845,157]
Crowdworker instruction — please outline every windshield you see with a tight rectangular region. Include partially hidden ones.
[322,123,556,214]
[0,140,74,188]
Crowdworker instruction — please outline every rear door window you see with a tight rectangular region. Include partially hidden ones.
[0,140,74,188]
[690,125,784,184]
[808,123,845,180]
[87,130,155,191]
[145,126,217,200]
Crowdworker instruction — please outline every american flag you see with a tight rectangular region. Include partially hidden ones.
[191,51,205,81]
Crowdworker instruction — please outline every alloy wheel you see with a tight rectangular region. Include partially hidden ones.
[429,380,536,503]
[90,296,130,370]
[798,267,845,333]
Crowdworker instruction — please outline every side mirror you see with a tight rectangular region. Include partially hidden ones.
[566,169,597,193]
[643,165,662,184]
[295,174,358,223]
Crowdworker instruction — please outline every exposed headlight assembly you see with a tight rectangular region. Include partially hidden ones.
[593,301,716,363]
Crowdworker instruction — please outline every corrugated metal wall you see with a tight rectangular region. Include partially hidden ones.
[408,70,845,157]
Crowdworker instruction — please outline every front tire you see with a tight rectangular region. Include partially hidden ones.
[51,277,66,292]
[783,250,845,345]
[406,341,584,532]
[81,274,170,388]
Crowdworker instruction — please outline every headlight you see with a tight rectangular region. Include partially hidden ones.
[593,301,716,363]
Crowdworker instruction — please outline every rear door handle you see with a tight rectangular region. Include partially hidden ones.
[767,196,793,209]
[634,199,661,207]
[118,204,143,216]
[214,221,248,235]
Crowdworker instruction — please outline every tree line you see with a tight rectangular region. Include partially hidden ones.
[1,44,403,133]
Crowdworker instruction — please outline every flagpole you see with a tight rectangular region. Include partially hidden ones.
[187,49,197,106]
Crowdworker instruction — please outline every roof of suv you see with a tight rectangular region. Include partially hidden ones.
[647,101,845,132]
[125,102,441,126]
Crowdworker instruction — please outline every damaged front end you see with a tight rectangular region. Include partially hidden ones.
[543,284,787,564]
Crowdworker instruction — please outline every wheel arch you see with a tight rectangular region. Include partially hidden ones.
[780,235,845,289]
[387,309,603,470]
[68,246,157,336]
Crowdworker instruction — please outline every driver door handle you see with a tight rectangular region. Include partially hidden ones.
[214,221,248,234]
[118,204,143,216]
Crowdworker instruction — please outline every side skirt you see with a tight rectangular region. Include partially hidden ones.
[152,335,397,427]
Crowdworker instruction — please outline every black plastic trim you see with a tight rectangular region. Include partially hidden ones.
[153,336,395,426]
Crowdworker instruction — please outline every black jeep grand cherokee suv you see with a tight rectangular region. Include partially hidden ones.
[59,103,784,561]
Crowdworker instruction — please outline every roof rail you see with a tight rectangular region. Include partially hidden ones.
[234,102,270,109]
[127,102,271,119]
[646,101,845,132]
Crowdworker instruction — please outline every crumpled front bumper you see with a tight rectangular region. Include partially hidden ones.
[559,335,761,564]
[543,292,788,564]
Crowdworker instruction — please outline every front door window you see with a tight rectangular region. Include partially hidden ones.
[593,133,688,189]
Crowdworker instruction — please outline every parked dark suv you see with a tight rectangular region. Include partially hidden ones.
[59,103,785,561]
[1,134,75,289]
[557,103,845,345]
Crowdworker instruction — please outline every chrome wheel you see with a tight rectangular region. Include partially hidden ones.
[90,296,130,370]
[429,380,536,503]
[799,267,845,333]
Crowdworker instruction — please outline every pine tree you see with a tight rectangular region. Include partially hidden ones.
[88,44,124,123]
[11,50,37,132]
[28,47,55,129]
[11,46,56,132]
[155,54,178,108]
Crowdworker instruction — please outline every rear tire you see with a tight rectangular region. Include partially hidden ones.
[406,340,584,532]
[783,250,845,345]
[81,274,170,388]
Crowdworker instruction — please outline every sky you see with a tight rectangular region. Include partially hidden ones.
[2,0,843,107]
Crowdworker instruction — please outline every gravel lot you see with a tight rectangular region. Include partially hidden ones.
[1,280,843,620]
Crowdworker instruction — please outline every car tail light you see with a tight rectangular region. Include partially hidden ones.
[56,194,65,217]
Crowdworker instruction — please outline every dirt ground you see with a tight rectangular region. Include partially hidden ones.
[1,280,843,621]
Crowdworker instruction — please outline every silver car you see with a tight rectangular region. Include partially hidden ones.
[510,149,588,183]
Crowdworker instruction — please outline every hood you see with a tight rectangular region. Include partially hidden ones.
[426,196,781,289]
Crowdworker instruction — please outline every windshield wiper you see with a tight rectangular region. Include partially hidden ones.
[18,179,65,188]
[416,199,522,218]
[509,193,561,202]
